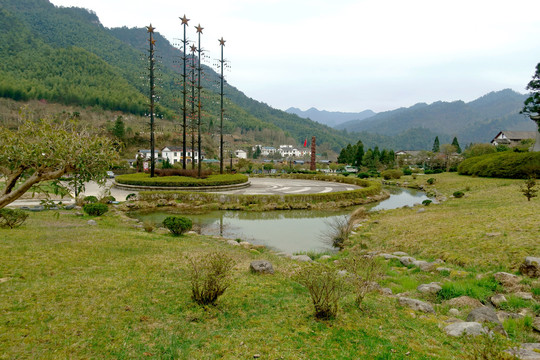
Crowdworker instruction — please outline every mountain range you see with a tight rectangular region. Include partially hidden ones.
[285,107,376,127]
[0,0,536,152]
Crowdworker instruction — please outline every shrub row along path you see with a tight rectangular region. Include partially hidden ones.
[9,177,361,207]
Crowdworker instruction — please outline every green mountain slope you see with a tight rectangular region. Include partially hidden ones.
[337,89,535,144]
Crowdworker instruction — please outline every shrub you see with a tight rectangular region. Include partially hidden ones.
[154,168,212,178]
[83,203,108,216]
[424,169,443,174]
[453,191,464,198]
[357,172,370,179]
[0,208,29,229]
[100,195,116,204]
[426,177,436,185]
[422,199,432,206]
[162,216,192,235]
[520,177,538,201]
[125,193,137,201]
[340,252,384,307]
[381,169,403,180]
[189,252,235,305]
[83,195,98,204]
[458,151,540,179]
[295,263,347,319]
[402,168,413,176]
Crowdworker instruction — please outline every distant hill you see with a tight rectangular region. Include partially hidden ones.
[0,0,358,151]
[286,107,376,127]
[336,89,535,145]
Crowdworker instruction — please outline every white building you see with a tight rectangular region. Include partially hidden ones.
[235,150,247,159]
[161,146,204,164]
[136,149,160,160]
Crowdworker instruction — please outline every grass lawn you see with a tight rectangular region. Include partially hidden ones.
[355,173,540,271]
[0,172,538,359]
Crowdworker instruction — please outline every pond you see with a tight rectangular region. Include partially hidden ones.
[132,187,430,254]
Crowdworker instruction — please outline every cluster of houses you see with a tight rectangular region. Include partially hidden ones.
[135,146,205,165]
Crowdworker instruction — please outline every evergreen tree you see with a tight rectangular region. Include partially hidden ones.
[111,116,125,139]
[354,140,364,167]
[253,146,261,159]
[432,136,440,152]
[451,137,462,153]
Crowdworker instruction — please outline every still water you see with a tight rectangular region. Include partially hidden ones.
[133,187,429,254]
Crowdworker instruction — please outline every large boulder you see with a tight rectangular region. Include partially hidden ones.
[444,322,486,337]
[494,272,520,287]
[398,297,435,313]
[444,296,483,309]
[505,343,540,360]
[291,255,313,262]
[520,257,540,278]
[417,282,442,294]
[399,256,416,267]
[249,260,274,274]
[466,306,507,335]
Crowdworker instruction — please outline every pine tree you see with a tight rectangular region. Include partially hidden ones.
[451,137,462,153]
[354,140,364,167]
[432,136,440,152]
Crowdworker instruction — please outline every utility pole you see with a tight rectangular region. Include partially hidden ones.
[196,24,203,177]
[180,15,189,169]
[218,37,226,174]
[190,45,196,170]
[147,24,156,178]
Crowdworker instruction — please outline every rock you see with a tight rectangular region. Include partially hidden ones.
[185,231,198,235]
[533,317,540,333]
[448,308,460,317]
[380,287,393,296]
[400,256,416,267]
[520,257,540,278]
[239,241,252,248]
[64,204,76,210]
[319,255,332,261]
[436,267,452,273]
[75,212,84,216]
[0,278,8,283]
[398,297,435,313]
[505,343,540,360]
[249,260,274,275]
[337,270,348,277]
[417,208,425,213]
[87,220,97,226]
[379,253,399,260]
[494,272,520,287]
[486,232,502,237]
[227,240,240,246]
[490,294,508,307]
[444,296,483,309]
[514,292,534,301]
[417,282,442,294]
[466,306,506,335]
[393,251,409,257]
[497,311,524,322]
[444,322,486,337]
[291,255,313,262]
[413,260,436,272]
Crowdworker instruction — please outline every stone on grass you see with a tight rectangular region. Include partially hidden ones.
[514,292,534,301]
[444,296,483,309]
[497,311,524,322]
[186,231,198,235]
[291,255,313,262]
[398,297,435,313]
[380,288,393,296]
[227,240,240,246]
[393,251,409,257]
[505,343,540,360]
[436,267,452,273]
[413,260,436,272]
[533,317,540,333]
[520,257,540,278]
[494,272,520,287]
[490,294,508,307]
[249,260,274,275]
[87,220,97,226]
[466,306,506,335]
[448,308,460,317]
[444,322,486,337]
[417,282,442,294]
[319,255,332,261]
[379,253,399,260]
[399,257,416,267]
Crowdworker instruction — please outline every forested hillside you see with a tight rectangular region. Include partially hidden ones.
[0,0,360,151]
[337,89,535,145]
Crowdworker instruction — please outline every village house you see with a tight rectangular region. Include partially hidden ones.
[161,146,204,164]
[136,149,160,160]
[490,131,537,147]
[234,150,247,159]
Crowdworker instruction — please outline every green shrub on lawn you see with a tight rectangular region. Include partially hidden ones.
[83,203,108,216]
[115,173,248,187]
[162,216,193,236]
[458,151,540,179]
[83,195,98,204]
[0,208,29,228]
[453,191,465,198]
[381,169,404,180]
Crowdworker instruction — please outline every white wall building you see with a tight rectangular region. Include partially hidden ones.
[161,146,204,164]
[137,149,160,160]
[235,150,247,159]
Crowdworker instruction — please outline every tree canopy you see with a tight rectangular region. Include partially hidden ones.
[0,113,118,209]
[522,62,540,132]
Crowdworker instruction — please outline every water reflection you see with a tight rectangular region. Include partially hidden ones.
[132,187,429,254]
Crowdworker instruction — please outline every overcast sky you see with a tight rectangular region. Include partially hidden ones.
[49,0,540,113]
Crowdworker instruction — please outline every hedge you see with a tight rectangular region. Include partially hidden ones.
[138,174,382,207]
[115,173,248,187]
[458,152,540,179]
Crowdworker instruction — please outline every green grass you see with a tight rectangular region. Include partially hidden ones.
[352,173,540,271]
[0,211,494,359]
[437,276,501,303]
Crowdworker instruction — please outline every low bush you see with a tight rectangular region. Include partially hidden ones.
[422,199,432,206]
[154,168,213,178]
[116,173,248,188]
[426,177,436,185]
[189,252,235,305]
[340,252,384,307]
[100,195,116,204]
[458,151,540,179]
[295,263,347,320]
[453,191,465,198]
[402,168,413,176]
[0,208,29,229]
[83,203,108,216]
[381,169,404,180]
[83,195,98,204]
[162,216,192,235]
[424,169,443,174]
